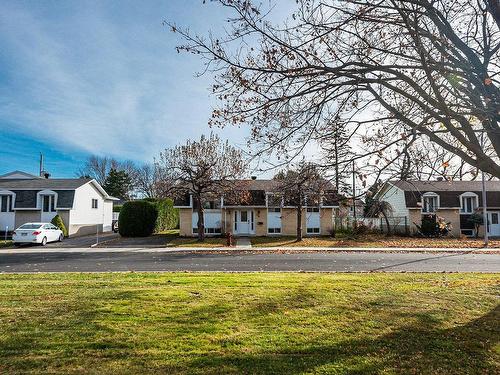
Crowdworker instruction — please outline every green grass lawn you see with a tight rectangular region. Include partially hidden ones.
[0,273,498,374]
[0,240,13,248]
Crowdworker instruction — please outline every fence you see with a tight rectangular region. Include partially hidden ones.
[334,216,410,235]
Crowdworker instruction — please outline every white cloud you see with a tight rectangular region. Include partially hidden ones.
[0,1,253,163]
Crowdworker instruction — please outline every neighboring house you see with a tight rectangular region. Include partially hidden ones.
[376,180,500,237]
[0,170,118,236]
[174,179,340,237]
[343,198,365,218]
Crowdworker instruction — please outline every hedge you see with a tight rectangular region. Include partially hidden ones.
[153,198,179,232]
[118,201,158,237]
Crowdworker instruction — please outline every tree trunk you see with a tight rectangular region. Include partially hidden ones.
[195,196,205,242]
[382,212,392,236]
[296,205,303,242]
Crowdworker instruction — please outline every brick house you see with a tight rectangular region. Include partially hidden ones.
[174,179,340,237]
[376,180,500,237]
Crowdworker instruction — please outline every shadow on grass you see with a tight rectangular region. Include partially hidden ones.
[188,304,500,374]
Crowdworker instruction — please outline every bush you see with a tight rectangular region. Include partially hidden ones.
[154,198,179,232]
[415,215,452,237]
[118,201,158,237]
[51,215,68,237]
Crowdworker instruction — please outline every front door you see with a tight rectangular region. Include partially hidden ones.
[487,212,500,236]
[234,210,253,235]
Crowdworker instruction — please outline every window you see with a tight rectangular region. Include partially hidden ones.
[269,207,281,213]
[92,199,98,209]
[307,227,320,234]
[0,195,12,212]
[42,195,55,212]
[268,227,281,234]
[240,211,248,222]
[460,194,478,214]
[306,207,319,213]
[422,193,439,213]
[202,200,221,209]
[492,213,499,225]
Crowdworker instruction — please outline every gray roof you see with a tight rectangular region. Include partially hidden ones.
[0,178,92,190]
[390,180,500,192]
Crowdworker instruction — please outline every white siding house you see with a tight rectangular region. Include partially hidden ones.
[0,170,118,236]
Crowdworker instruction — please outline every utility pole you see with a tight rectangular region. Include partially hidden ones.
[39,153,44,177]
[352,160,357,226]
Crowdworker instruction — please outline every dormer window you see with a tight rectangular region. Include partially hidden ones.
[42,195,56,212]
[422,192,439,213]
[460,192,478,214]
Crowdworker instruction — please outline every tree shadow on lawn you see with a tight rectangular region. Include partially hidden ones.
[188,304,500,374]
[0,288,153,373]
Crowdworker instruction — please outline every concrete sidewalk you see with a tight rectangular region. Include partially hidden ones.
[1,246,499,254]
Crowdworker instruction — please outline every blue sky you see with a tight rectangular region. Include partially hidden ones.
[0,0,292,177]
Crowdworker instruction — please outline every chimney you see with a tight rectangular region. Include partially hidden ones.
[251,176,257,180]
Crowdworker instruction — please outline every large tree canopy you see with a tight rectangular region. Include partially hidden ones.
[173,0,500,178]
[157,133,246,241]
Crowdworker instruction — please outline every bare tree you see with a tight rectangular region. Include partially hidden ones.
[366,200,394,236]
[134,164,162,199]
[273,162,329,241]
[77,156,138,198]
[156,134,246,241]
[172,0,500,178]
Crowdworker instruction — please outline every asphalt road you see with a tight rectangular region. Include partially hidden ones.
[0,251,499,273]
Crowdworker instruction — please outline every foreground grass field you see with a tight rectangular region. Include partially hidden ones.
[0,273,498,374]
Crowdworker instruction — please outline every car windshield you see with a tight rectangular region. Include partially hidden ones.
[19,224,42,230]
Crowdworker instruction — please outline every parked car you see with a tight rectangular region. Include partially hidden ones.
[12,223,63,246]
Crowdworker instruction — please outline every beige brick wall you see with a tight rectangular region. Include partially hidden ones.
[409,208,461,237]
[320,208,333,236]
[178,206,337,237]
[437,209,461,237]
[179,208,193,237]
[281,208,298,235]
[255,208,267,236]
[408,209,421,235]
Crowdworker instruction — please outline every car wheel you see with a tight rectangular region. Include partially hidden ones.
[59,234,63,242]
[41,237,47,246]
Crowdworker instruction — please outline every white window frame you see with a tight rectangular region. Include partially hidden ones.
[459,192,478,214]
[0,195,13,212]
[92,198,99,209]
[421,192,439,214]
[42,195,56,213]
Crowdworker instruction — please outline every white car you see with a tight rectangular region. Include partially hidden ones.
[12,222,64,246]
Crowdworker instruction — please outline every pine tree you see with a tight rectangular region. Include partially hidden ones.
[103,168,133,200]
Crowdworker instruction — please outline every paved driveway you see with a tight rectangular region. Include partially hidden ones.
[13,232,119,249]
[0,251,498,273]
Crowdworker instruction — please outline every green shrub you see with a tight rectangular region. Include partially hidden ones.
[51,215,68,237]
[154,198,179,232]
[113,205,122,213]
[118,201,158,237]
